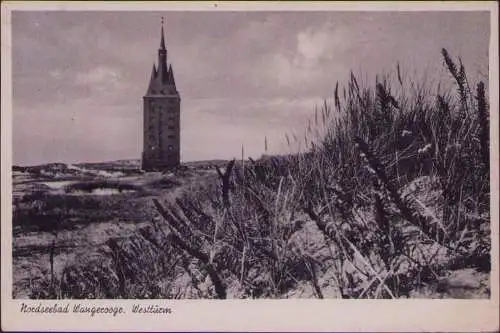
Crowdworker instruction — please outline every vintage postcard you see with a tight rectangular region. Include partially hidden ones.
[1,1,499,332]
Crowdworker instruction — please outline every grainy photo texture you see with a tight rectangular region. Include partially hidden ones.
[11,10,492,300]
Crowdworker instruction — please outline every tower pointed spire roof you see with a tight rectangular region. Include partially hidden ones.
[157,16,168,84]
[146,63,158,94]
[160,16,166,50]
[168,64,176,87]
[145,17,178,96]
[151,63,157,77]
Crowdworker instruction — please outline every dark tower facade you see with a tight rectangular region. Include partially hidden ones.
[142,20,181,171]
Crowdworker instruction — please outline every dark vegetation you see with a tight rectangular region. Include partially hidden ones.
[13,161,144,178]
[23,49,490,299]
[13,186,149,235]
[64,180,141,194]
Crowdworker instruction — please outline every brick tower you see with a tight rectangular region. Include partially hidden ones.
[142,19,181,171]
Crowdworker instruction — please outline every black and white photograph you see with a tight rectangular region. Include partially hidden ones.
[1,1,499,332]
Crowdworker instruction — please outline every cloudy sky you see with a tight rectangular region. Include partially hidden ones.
[11,10,490,165]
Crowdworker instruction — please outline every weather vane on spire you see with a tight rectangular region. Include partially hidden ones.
[161,16,164,26]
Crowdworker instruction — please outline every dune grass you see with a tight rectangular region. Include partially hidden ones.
[28,49,490,299]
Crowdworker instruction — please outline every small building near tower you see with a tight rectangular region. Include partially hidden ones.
[142,20,181,171]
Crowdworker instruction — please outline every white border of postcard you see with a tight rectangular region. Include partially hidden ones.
[1,1,499,332]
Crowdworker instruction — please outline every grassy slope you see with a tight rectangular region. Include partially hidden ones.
[15,49,491,299]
